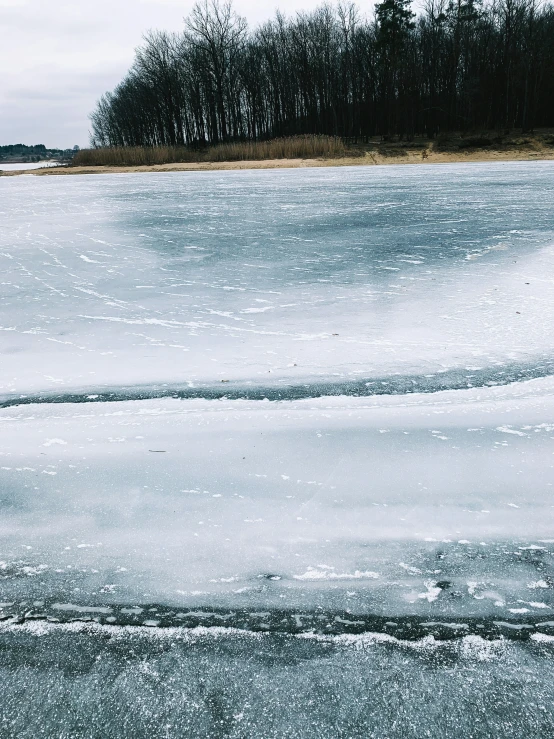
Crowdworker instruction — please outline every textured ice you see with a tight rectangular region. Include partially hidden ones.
[1,620,554,739]
[1,162,554,630]
[1,379,554,619]
[1,162,553,398]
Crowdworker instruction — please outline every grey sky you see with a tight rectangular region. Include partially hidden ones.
[0,0,345,149]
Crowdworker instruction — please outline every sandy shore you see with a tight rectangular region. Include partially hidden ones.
[2,147,553,176]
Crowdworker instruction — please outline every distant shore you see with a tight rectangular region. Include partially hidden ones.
[2,146,554,176]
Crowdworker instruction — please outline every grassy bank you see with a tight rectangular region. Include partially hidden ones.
[3,131,553,177]
[69,131,554,169]
[72,135,351,167]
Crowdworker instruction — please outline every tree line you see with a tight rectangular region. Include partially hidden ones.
[0,144,78,162]
[90,0,554,147]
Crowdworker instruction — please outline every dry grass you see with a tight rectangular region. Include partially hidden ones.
[73,136,349,167]
[7,129,551,177]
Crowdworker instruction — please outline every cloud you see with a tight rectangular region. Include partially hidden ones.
[0,0,341,148]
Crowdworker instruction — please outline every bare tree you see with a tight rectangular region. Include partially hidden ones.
[184,0,247,142]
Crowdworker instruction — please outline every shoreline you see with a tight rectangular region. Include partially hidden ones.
[2,147,554,176]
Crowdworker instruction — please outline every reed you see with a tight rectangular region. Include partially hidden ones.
[72,135,349,167]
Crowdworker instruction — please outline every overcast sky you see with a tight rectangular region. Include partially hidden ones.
[0,0,358,149]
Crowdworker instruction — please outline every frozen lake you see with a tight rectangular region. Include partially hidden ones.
[1,162,554,736]
[0,161,61,172]
[1,162,554,397]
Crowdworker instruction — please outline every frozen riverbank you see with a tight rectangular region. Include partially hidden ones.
[2,146,554,177]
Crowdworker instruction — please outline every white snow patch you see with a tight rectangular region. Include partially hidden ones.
[418,581,442,603]
[293,567,379,581]
[42,438,67,447]
[528,580,549,589]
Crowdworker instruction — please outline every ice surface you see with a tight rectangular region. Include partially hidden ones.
[1,162,554,630]
[1,380,553,619]
[1,162,553,398]
[0,162,61,172]
[1,621,554,739]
